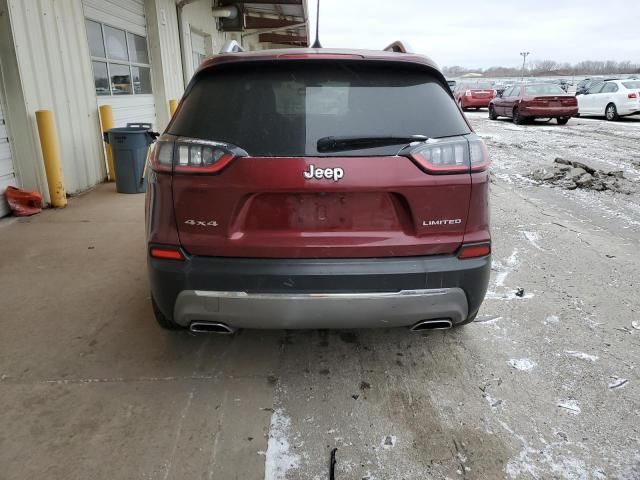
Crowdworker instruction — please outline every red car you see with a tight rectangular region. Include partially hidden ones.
[453,81,496,110]
[489,83,578,124]
[145,44,491,333]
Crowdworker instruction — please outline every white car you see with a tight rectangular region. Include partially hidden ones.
[577,79,640,120]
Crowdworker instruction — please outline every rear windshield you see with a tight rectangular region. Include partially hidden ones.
[622,81,640,89]
[464,82,493,90]
[524,84,566,95]
[169,62,470,156]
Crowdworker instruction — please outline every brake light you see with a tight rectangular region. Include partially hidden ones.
[148,137,247,174]
[150,247,184,260]
[465,89,472,97]
[458,242,491,259]
[628,92,638,99]
[408,135,490,174]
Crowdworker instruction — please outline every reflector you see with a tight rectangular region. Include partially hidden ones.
[150,247,184,260]
[458,243,491,259]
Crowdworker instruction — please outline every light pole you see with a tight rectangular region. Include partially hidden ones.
[520,51,530,82]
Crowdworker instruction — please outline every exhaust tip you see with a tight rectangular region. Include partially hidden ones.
[410,319,453,332]
[189,321,235,334]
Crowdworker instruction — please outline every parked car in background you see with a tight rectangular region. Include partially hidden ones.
[447,79,457,91]
[146,46,492,333]
[577,79,640,120]
[546,79,569,92]
[453,80,496,110]
[576,77,607,95]
[489,83,578,124]
[493,81,512,96]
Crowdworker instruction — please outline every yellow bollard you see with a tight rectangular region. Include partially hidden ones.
[169,99,178,117]
[35,110,67,208]
[99,105,116,181]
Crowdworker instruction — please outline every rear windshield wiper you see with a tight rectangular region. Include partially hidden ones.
[317,135,428,153]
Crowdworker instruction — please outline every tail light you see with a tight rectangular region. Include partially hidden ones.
[149,137,248,174]
[406,135,490,174]
[628,92,638,99]
[465,89,472,97]
[149,142,173,173]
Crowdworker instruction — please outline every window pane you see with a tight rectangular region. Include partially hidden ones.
[92,61,110,95]
[109,63,132,95]
[169,63,470,157]
[127,33,149,64]
[86,20,105,58]
[132,66,152,94]
[104,25,128,61]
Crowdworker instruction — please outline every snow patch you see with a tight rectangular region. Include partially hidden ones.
[608,377,628,390]
[557,399,581,415]
[264,409,300,480]
[498,420,604,480]
[494,249,519,287]
[522,230,544,251]
[508,358,537,371]
[564,351,598,362]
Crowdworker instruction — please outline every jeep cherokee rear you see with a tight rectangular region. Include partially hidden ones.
[145,47,491,332]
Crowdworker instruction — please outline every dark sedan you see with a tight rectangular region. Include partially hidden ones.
[489,83,578,125]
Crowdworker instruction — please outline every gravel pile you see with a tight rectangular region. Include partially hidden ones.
[529,158,637,194]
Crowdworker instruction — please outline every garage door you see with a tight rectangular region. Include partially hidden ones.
[0,91,16,218]
[83,0,157,128]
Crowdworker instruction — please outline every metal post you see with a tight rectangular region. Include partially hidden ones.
[99,105,116,181]
[169,99,178,117]
[35,110,67,208]
[520,51,530,82]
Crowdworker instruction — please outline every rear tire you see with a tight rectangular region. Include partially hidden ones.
[488,105,498,120]
[556,117,569,125]
[151,295,183,330]
[605,103,619,121]
[513,107,524,125]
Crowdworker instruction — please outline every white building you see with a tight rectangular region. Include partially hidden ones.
[0,0,309,216]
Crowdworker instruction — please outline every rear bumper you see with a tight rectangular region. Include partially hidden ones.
[461,97,492,107]
[520,106,578,117]
[618,104,640,116]
[148,252,490,329]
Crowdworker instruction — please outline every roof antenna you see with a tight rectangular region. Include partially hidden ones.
[311,0,322,48]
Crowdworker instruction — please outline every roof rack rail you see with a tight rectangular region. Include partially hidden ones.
[383,40,412,53]
[220,40,244,53]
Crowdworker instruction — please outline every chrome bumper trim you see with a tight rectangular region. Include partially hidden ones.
[173,288,468,329]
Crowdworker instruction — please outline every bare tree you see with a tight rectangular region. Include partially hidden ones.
[442,59,640,78]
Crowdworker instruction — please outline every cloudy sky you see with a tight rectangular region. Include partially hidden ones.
[306,0,640,69]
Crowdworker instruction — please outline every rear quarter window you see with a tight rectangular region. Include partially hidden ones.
[169,61,470,156]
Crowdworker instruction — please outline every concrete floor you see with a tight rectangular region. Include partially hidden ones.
[1,114,639,479]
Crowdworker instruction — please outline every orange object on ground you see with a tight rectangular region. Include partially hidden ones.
[5,186,43,216]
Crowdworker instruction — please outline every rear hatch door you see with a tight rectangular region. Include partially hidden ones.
[168,60,473,258]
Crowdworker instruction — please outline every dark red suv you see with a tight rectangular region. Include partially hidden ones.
[145,46,491,333]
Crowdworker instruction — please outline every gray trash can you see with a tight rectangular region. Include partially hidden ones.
[105,123,158,194]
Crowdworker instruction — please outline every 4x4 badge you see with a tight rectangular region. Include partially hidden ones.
[303,164,344,182]
[185,219,218,227]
